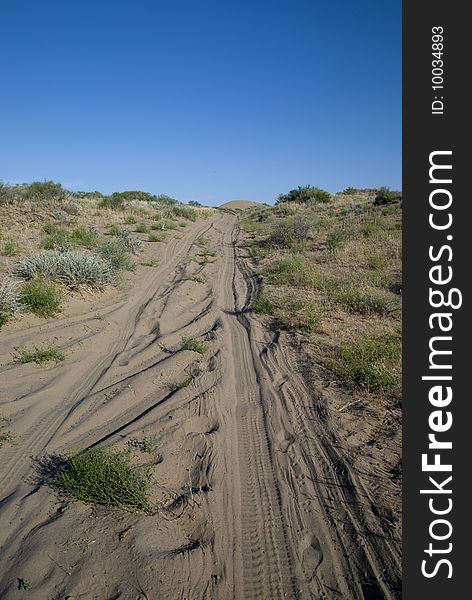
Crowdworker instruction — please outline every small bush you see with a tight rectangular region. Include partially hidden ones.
[135,223,150,234]
[0,415,15,448]
[181,335,208,354]
[4,240,19,256]
[252,292,276,315]
[276,185,331,205]
[277,297,321,333]
[334,285,397,316]
[56,448,151,512]
[16,251,115,289]
[374,187,402,206]
[267,255,325,288]
[0,182,22,204]
[0,279,21,327]
[326,229,346,253]
[24,181,65,202]
[71,226,99,248]
[269,216,317,248]
[332,334,401,394]
[42,228,72,250]
[147,233,161,242]
[124,215,137,224]
[20,279,62,317]
[15,345,65,364]
[98,240,135,271]
[172,205,198,221]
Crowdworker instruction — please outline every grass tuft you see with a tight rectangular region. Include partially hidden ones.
[331,334,401,394]
[20,279,62,317]
[181,335,208,354]
[15,345,65,364]
[56,448,152,512]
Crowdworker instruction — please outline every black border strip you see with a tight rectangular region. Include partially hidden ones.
[403,2,469,597]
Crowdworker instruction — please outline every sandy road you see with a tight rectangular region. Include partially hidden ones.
[0,214,400,599]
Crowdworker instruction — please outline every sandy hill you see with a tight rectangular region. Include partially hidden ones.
[219,199,262,209]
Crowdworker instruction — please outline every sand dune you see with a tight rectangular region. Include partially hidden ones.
[0,214,400,598]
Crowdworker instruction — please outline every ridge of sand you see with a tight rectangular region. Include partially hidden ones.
[0,214,400,599]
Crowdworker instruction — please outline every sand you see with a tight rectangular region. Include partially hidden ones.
[0,214,400,599]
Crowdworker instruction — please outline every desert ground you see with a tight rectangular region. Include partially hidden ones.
[0,186,401,599]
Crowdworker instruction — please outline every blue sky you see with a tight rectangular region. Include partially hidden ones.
[1,1,401,205]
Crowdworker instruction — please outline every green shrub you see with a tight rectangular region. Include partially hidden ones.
[56,448,151,512]
[332,334,401,394]
[42,228,71,250]
[135,223,150,233]
[124,215,137,224]
[181,335,208,354]
[98,240,135,271]
[373,187,402,206]
[24,181,65,202]
[252,292,276,315]
[71,226,99,248]
[16,251,115,289]
[15,345,65,364]
[147,233,161,242]
[172,205,198,221]
[276,185,331,205]
[267,255,325,288]
[20,279,62,317]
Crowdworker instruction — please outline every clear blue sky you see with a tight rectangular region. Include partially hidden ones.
[1,1,401,206]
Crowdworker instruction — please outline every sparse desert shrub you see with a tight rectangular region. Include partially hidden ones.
[125,215,137,224]
[154,194,178,205]
[16,251,115,289]
[276,185,331,205]
[332,334,401,394]
[269,216,317,248]
[135,223,150,233]
[55,448,152,512]
[0,415,15,447]
[98,240,135,271]
[326,229,346,253]
[276,297,321,333]
[116,229,142,253]
[373,187,402,206]
[334,285,398,316]
[42,228,72,250]
[20,279,62,317]
[172,205,198,221]
[181,335,208,354]
[267,255,326,288]
[3,240,19,256]
[15,345,65,364]
[23,181,65,202]
[98,194,125,210]
[252,291,276,315]
[50,208,72,223]
[71,225,99,248]
[0,182,22,204]
[0,279,21,327]
[147,233,161,242]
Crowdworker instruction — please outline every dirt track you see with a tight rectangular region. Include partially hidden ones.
[0,213,400,599]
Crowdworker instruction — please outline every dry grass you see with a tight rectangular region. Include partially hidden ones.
[247,191,402,402]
